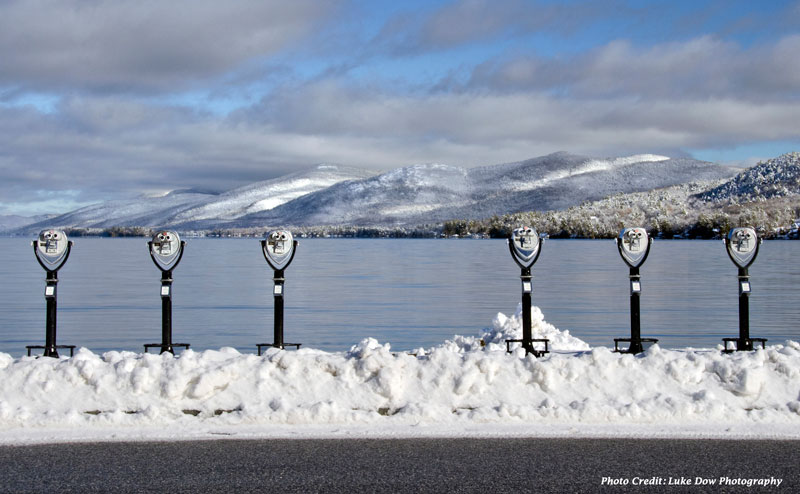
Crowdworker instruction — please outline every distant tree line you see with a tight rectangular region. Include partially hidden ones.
[442,184,800,239]
[64,226,153,237]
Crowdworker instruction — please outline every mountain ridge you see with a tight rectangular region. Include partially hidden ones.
[7,152,741,234]
[215,153,735,228]
[699,152,800,203]
[13,164,375,233]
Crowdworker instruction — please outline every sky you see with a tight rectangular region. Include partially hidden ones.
[0,0,799,216]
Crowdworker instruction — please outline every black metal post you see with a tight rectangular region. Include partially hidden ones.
[721,232,766,352]
[160,270,174,354]
[504,235,549,357]
[28,238,74,358]
[627,266,643,354]
[273,268,285,349]
[257,238,300,354]
[520,267,533,355]
[737,267,752,351]
[613,232,657,354]
[44,270,59,357]
[144,238,189,355]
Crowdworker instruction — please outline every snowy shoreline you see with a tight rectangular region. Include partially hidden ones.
[1,306,798,445]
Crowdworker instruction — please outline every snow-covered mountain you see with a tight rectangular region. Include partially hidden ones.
[699,152,800,203]
[0,214,55,233]
[224,152,737,227]
[167,165,375,229]
[223,163,473,228]
[17,165,374,233]
[462,153,736,218]
[13,153,739,233]
[20,190,218,232]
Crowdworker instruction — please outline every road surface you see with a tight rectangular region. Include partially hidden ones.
[0,438,796,492]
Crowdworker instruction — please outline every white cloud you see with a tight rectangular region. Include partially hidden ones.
[375,0,630,54]
[468,34,800,102]
[0,0,336,93]
[3,82,799,215]
[1,3,799,216]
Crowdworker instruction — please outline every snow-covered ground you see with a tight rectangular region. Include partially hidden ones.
[0,305,798,445]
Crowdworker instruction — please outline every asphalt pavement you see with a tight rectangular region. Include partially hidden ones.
[0,438,796,493]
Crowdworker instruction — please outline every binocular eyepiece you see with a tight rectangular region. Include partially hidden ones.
[39,230,62,253]
[267,231,291,255]
[617,227,651,269]
[149,230,184,272]
[725,227,760,270]
[153,231,175,255]
[509,226,542,269]
[34,229,72,270]
[731,229,754,251]
[262,230,296,271]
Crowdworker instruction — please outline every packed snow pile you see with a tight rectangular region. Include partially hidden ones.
[453,304,590,352]
[0,305,798,443]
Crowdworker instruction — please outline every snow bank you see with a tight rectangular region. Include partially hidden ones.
[0,305,798,444]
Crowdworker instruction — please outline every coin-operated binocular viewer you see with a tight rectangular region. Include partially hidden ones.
[27,229,76,357]
[614,227,658,354]
[144,230,190,354]
[505,227,549,357]
[722,227,766,352]
[257,230,300,355]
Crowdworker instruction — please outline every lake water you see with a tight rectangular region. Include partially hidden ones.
[0,237,797,355]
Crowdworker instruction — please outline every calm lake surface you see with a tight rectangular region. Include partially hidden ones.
[0,237,797,355]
